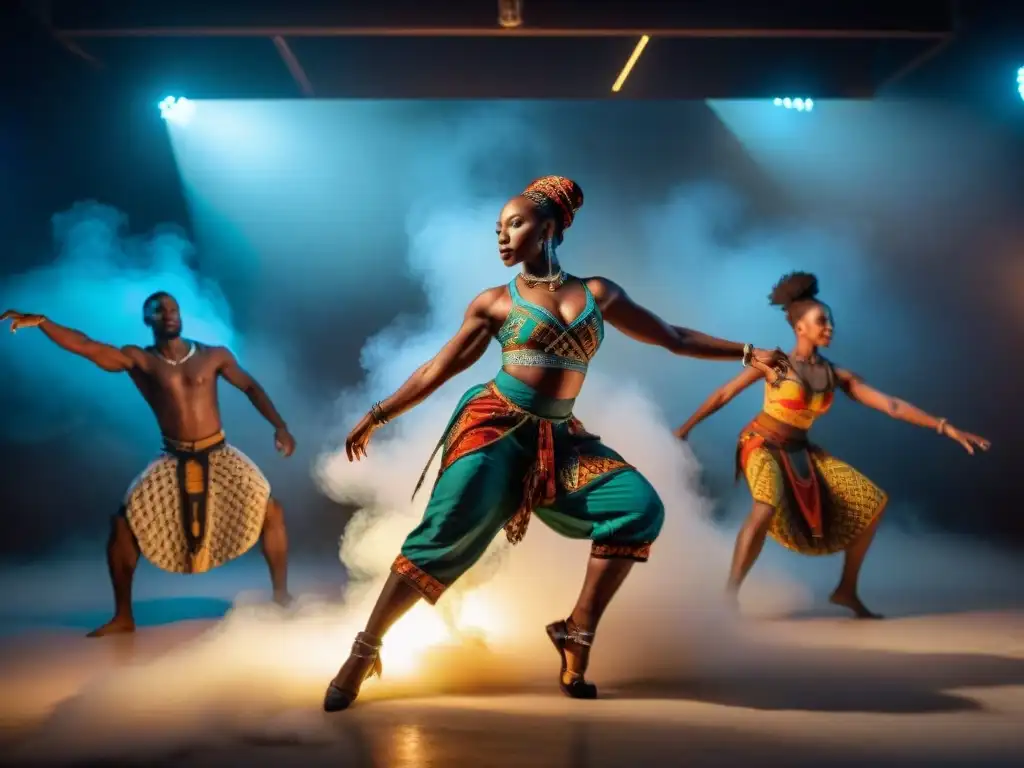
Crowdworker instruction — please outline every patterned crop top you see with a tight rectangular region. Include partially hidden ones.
[497,276,605,374]
[761,357,837,431]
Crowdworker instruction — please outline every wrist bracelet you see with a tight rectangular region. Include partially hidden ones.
[935,417,948,435]
[370,401,390,426]
[741,343,753,367]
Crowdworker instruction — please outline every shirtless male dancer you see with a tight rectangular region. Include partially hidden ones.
[2,292,294,637]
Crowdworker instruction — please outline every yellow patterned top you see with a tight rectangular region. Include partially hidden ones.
[761,370,836,431]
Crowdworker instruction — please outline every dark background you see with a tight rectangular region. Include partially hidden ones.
[2,1,1023,563]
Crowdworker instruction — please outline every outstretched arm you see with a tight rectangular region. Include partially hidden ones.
[835,367,944,429]
[344,289,498,461]
[588,278,785,365]
[375,289,497,422]
[1,310,138,373]
[218,349,288,430]
[835,367,990,454]
[218,349,295,456]
[675,366,764,439]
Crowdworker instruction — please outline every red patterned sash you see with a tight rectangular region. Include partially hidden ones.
[737,412,824,540]
[415,382,574,545]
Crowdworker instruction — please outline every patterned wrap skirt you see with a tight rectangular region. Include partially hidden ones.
[124,431,270,574]
[736,412,888,555]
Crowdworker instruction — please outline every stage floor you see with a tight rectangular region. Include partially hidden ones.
[2,614,1023,763]
[1,554,1022,766]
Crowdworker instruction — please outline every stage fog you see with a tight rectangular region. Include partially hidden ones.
[1,99,1022,763]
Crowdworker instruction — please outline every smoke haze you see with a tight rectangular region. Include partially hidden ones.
[3,100,1023,762]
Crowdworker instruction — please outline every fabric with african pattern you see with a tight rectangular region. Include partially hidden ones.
[124,432,269,574]
[736,363,887,555]
[394,370,664,604]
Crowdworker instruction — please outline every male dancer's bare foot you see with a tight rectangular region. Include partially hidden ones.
[87,616,136,637]
[829,589,883,619]
[273,590,294,608]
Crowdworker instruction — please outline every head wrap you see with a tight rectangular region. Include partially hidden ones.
[521,176,584,232]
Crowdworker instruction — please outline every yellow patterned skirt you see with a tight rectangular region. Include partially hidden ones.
[737,414,887,555]
[124,432,270,574]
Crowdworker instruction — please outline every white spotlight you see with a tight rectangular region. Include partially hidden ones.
[773,97,814,112]
[1017,66,1024,102]
[159,96,196,125]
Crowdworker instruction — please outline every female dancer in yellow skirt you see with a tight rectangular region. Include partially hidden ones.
[323,176,788,711]
[675,272,990,618]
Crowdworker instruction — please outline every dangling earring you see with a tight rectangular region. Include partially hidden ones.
[520,238,566,291]
[543,238,565,291]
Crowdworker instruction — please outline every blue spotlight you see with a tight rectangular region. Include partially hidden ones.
[1017,66,1024,102]
[773,97,814,112]
[159,95,196,125]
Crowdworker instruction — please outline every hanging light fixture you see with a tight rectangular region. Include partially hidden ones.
[498,0,523,29]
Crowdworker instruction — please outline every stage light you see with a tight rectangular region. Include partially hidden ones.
[773,97,814,112]
[1017,66,1024,102]
[159,96,196,125]
[611,35,650,93]
[497,0,523,29]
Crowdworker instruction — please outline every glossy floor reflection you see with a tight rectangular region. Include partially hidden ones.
[2,611,1022,767]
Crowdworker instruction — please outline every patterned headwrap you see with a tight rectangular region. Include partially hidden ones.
[521,175,584,232]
